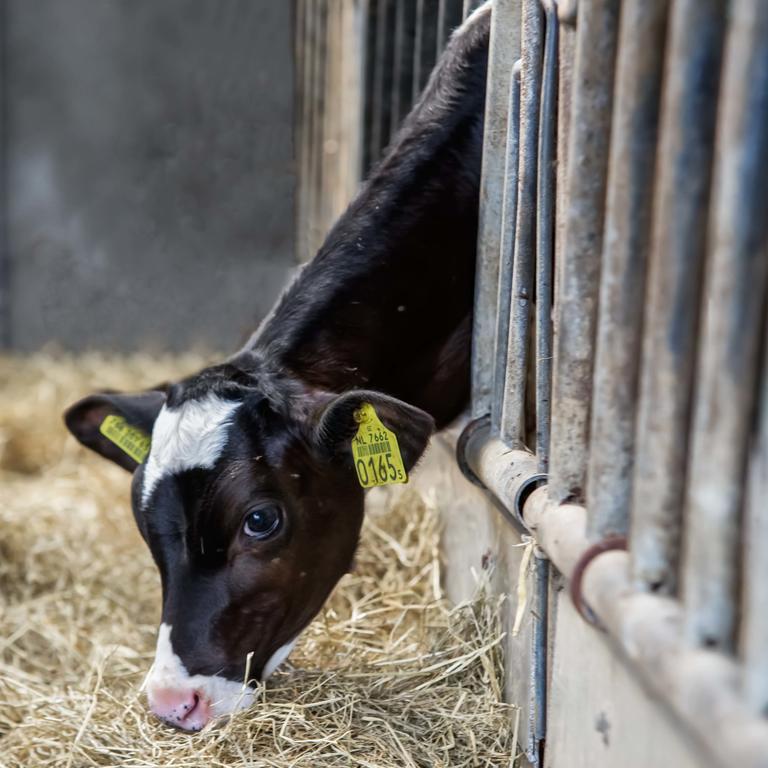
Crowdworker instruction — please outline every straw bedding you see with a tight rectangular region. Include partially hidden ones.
[0,353,517,768]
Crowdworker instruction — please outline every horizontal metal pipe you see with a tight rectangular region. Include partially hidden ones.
[629,0,725,594]
[681,0,768,652]
[586,0,669,540]
[471,0,521,417]
[547,0,620,503]
[500,0,543,447]
[464,444,768,767]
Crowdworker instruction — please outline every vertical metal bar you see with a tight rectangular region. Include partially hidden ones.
[547,0,620,504]
[491,62,521,433]
[742,328,768,715]
[499,0,543,447]
[532,554,549,760]
[320,2,340,237]
[553,14,575,326]
[586,0,669,539]
[389,0,405,137]
[629,0,725,593]
[436,0,449,50]
[682,0,768,651]
[462,0,478,21]
[296,0,312,262]
[471,0,521,417]
[309,1,329,258]
[412,0,424,104]
[535,1,558,473]
[370,0,390,163]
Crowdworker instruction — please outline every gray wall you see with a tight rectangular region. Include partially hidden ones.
[3,0,296,352]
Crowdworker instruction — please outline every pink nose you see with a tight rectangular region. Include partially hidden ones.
[148,687,212,731]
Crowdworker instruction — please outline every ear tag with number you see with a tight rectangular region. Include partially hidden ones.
[99,414,151,464]
[351,403,407,488]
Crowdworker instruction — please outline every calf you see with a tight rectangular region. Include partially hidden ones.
[64,5,491,731]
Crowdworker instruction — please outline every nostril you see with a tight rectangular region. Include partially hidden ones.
[149,687,211,731]
[179,692,200,720]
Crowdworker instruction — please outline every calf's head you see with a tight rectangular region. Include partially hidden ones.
[64,364,433,730]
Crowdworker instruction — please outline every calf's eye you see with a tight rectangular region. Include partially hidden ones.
[243,505,282,540]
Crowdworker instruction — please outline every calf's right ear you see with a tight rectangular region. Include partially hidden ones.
[63,390,166,472]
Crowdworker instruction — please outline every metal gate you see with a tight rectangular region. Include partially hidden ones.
[465,0,768,765]
[295,1,768,765]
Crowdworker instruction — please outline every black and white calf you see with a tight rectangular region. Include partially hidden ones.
[65,5,491,731]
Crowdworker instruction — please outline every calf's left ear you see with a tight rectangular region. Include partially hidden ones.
[313,390,435,473]
[64,390,166,472]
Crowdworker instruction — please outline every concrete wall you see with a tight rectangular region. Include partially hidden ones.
[3,0,296,352]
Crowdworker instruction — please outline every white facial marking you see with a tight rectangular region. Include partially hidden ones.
[261,638,298,681]
[141,394,240,506]
[146,624,255,718]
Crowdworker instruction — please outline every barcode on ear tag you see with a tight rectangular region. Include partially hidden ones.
[351,403,407,488]
[99,414,151,464]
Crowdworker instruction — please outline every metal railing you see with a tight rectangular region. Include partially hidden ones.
[464,0,768,765]
[295,0,479,262]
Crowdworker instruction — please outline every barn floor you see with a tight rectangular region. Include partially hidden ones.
[0,353,517,768]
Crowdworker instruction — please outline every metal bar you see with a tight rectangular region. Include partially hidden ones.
[412,0,424,104]
[742,326,768,715]
[465,429,768,766]
[534,1,558,473]
[471,0,521,417]
[629,0,725,593]
[389,0,405,137]
[297,0,314,262]
[309,1,329,257]
[491,62,521,434]
[682,0,768,652]
[499,0,543,446]
[531,553,549,755]
[586,0,669,539]
[436,0,449,50]
[462,0,482,21]
[370,0,390,163]
[547,0,621,503]
[553,13,575,330]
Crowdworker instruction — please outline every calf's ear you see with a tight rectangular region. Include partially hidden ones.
[313,390,435,473]
[64,390,166,472]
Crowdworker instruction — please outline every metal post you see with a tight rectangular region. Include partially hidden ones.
[389,0,405,137]
[534,0,558,472]
[742,328,768,715]
[629,0,725,593]
[471,0,521,417]
[370,0,391,163]
[682,0,768,651]
[586,0,669,539]
[491,62,521,434]
[309,2,329,258]
[547,0,621,502]
[499,0,543,448]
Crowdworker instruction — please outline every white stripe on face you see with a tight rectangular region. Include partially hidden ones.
[145,624,255,719]
[145,624,299,719]
[141,394,240,507]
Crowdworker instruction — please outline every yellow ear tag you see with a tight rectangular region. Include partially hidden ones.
[99,414,151,464]
[351,403,407,488]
